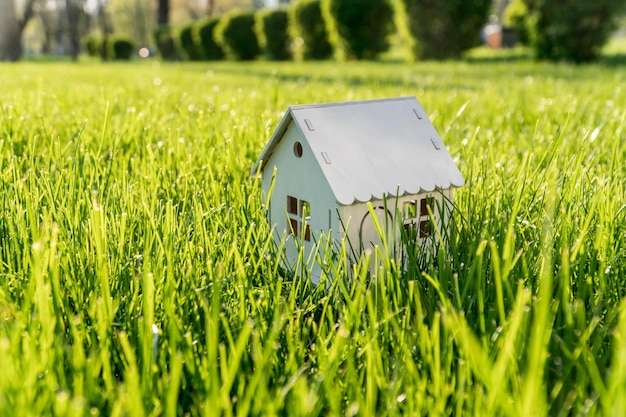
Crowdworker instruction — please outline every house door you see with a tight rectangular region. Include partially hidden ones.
[359,206,393,250]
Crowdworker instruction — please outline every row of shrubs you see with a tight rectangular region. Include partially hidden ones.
[155,0,486,62]
[98,0,625,63]
[84,34,136,60]
[155,0,335,63]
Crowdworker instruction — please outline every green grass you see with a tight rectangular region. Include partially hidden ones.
[0,58,624,416]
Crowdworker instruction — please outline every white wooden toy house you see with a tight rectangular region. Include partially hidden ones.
[251,97,464,283]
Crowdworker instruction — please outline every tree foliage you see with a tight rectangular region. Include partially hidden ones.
[524,0,626,62]
[288,0,332,60]
[255,9,291,61]
[321,0,394,60]
[402,0,491,60]
[215,10,260,61]
[193,17,225,61]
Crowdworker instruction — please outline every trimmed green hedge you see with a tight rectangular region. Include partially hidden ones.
[255,9,291,61]
[402,0,491,60]
[154,25,181,61]
[107,35,135,60]
[321,0,394,60]
[289,0,333,60]
[177,23,204,61]
[193,17,225,61]
[215,11,260,61]
[524,0,626,62]
[82,34,135,60]
[83,34,102,58]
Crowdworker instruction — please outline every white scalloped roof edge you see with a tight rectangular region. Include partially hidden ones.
[251,97,465,205]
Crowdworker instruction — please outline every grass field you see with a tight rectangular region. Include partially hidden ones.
[0,56,625,416]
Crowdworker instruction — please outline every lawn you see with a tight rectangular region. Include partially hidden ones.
[0,57,624,416]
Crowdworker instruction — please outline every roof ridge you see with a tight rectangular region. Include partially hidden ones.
[288,96,416,112]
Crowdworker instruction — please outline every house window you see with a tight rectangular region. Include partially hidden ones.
[421,197,434,216]
[419,196,435,238]
[403,201,417,219]
[287,195,311,241]
[288,196,298,215]
[419,219,433,238]
[293,142,303,158]
[403,196,435,238]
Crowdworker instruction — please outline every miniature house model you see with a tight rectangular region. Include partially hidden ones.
[251,97,464,283]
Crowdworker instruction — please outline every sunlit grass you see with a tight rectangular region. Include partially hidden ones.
[0,58,624,416]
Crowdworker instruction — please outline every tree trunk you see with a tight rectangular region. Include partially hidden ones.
[66,0,79,60]
[0,0,37,61]
[97,1,113,60]
[157,0,169,25]
[0,0,23,61]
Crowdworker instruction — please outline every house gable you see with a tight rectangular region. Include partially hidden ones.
[261,119,339,246]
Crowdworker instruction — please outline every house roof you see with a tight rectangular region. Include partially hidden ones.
[251,97,465,206]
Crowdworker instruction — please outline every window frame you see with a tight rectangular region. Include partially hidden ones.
[287,195,311,241]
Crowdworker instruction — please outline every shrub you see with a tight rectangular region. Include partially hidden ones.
[83,34,103,58]
[82,34,134,60]
[524,0,626,62]
[177,23,204,61]
[401,0,491,60]
[289,0,333,60]
[321,0,394,60]
[107,35,135,60]
[154,25,181,61]
[255,9,291,61]
[215,11,260,61]
[193,17,225,61]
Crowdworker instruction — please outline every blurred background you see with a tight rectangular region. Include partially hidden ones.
[0,0,625,64]
[1,0,290,60]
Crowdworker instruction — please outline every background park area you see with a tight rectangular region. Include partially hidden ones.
[1,1,626,416]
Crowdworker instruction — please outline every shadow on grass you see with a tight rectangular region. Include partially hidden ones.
[599,53,626,67]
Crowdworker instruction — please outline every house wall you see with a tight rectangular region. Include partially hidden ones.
[261,121,341,283]
[339,189,454,272]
